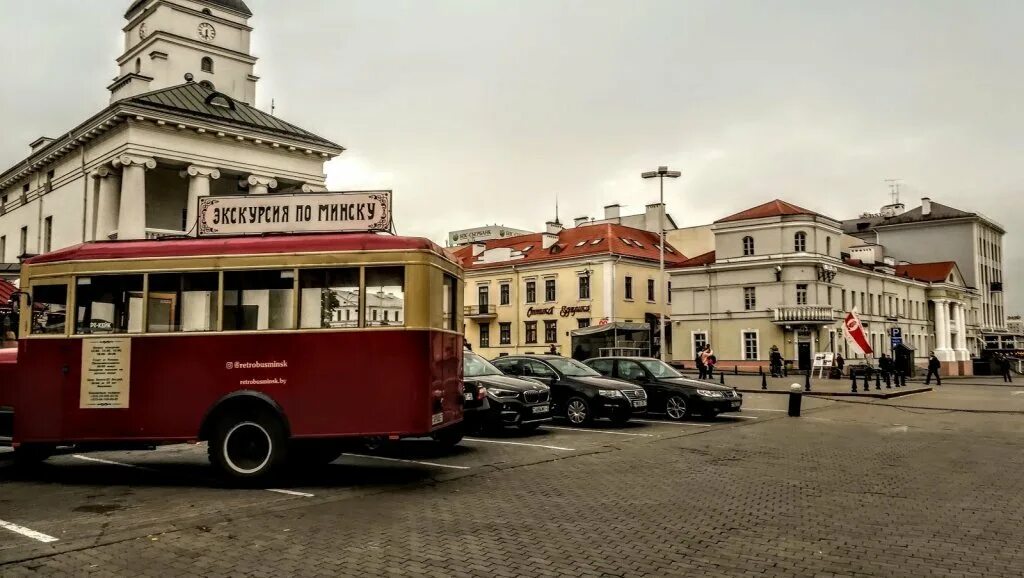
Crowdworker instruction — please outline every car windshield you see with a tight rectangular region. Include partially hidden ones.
[464,353,504,377]
[546,358,601,377]
[637,359,683,378]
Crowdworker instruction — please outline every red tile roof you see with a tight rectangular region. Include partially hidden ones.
[673,250,716,268]
[715,199,822,223]
[452,223,688,270]
[895,262,956,283]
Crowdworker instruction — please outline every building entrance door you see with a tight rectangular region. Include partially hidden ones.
[797,342,812,371]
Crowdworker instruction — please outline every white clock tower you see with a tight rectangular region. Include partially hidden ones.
[109,0,258,104]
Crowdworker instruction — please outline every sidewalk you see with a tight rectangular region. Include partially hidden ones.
[685,371,931,399]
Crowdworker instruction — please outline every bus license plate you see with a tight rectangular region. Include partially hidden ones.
[531,405,547,414]
[431,412,444,425]
[464,393,474,401]
[632,400,646,408]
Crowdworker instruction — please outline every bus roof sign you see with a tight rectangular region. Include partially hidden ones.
[197,190,392,236]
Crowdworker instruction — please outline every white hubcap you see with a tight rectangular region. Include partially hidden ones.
[223,421,272,475]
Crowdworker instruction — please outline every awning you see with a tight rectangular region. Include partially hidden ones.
[571,322,649,337]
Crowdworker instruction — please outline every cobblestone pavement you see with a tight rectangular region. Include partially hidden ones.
[2,393,1023,577]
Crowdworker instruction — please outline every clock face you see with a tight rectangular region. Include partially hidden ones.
[138,22,148,40]
[197,22,216,42]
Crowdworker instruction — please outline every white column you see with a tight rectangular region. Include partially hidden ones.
[112,154,156,240]
[241,174,278,195]
[182,165,221,236]
[91,166,121,241]
[301,183,328,193]
[933,298,954,361]
[955,302,969,359]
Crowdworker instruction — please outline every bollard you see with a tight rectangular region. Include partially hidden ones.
[862,371,870,392]
[875,372,882,390]
[719,371,726,385]
[734,365,739,375]
[804,369,811,392]
[788,384,802,417]
[761,372,768,390]
[850,370,858,392]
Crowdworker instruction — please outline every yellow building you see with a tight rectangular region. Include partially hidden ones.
[451,221,688,360]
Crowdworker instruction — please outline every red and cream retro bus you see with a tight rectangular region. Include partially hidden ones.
[0,233,464,482]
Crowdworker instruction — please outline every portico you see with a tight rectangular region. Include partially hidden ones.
[931,296,973,375]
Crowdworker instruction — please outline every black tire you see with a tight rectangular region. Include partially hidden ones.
[290,440,343,468]
[518,423,541,433]
[208,409,288,484]
[565,397,593,426]
[665,395,690,421]
[431,426,464,448]
[13,444,54,467]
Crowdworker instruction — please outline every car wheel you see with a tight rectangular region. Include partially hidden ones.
[431,426,464,448]
[208,409,288,484]
[518,423,541,433]
[13,443,54,467]
[665,395,690,420]
[566,397,593,426]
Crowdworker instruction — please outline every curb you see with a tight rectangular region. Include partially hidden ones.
[736,387,932,400]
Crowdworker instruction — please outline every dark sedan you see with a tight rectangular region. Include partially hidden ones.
[464,351,552,432]
[585,357,742,420]
[491,355,647,426]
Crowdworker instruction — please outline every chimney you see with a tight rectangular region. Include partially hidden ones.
[644,203,664,233]
[545,220,563,235]
[603,204,621,220]
[541,233,559,249]
[573,216,588,227]
[30,136,55,153]
[471,243,486,257]
[921,197,932,216]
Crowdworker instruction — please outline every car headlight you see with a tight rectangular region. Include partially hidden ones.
[487,388,519,399]
[597,389,624,398]
[696,389,725,398]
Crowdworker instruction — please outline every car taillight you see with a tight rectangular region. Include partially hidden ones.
[477,387,487,400]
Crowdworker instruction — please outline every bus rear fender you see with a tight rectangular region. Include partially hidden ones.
[198,391,292,442]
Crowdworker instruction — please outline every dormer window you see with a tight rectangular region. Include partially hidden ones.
[794,231,807,252]
[590,238,602,245]
[202,8,212,15]
[575,240,587,247]
[631,239,644,248]
[201,57,214,73]
[742,236,754,256]
[620,238,633,246]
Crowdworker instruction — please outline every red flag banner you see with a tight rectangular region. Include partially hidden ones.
[843,308,873,356]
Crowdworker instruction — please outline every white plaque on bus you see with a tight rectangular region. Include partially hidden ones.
[197,191,392,236]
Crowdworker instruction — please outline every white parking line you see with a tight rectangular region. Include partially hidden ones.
[727,415,760,420]
[0,518,59,543]
[463,438,575,451]
[340,453,470,470]
[266,488,315,497]
[743,408,787,412]
[72,454,157,471]
[632,419,713,427]
[544,426,653,437]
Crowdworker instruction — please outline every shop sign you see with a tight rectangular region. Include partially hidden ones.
[198,191,392,236]
[526,305,592,318]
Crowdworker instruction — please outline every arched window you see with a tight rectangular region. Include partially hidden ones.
[135,58,141,74]
[202,8,212,15]
[742,236,754,256]
[794,231,807,252]
[826,236,832,256]
[201,57,214,73]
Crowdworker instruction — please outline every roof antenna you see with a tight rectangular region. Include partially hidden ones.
[271,98,276,116]
[554,193,561,225]
[885,178,902,205]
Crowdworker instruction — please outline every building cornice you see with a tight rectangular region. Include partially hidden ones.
[874,215,1005,236]
[117,31,258,67]
[462,254,661,277]
[125,1,254,31]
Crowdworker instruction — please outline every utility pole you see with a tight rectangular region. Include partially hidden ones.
[641,166,681,362]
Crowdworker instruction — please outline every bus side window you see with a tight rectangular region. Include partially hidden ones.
[442,274,457,331]
[147,272,219,333]
[299,268,359,329]
[75,275,144,334]
[223,270,295,331]
[365,267,405,327]
[30,284,68,335]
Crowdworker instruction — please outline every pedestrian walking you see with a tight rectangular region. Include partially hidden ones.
[701,345,717,380]
[999,354,1013,383]
[695,347,707,379]
[925,352,941,386]
[769,345,783,378]
[547,343,559,355]
[879,353,893,386]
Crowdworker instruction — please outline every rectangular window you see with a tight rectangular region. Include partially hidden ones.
[544,319,557,343]
[842,290,847,311]
[43,216,52,253]
[647,279,656,302]
[0,236,5,262]
[743,331,759,360]
[442,274,457,331]
[223,269,295,331]
[668,281,672,304]
[19,226,28,255]
[299,268,359,329]
[578,275,590,299]
[478,285,489,307]
[524,320,538,344]
[500,283,510,305]
[827,287,833,306]
[75,274,145,334]
[545,279,556,302]
[479,323,490,348]
[744,286,756,310]
[365,267,405,327]
[693,332,708,355]
[147,272,219,333]
[525,281,536,304]
[577,318,591,329]
[796,284,808,306]
[30,283,68,335]
[625,276,633,300]
[499,322,511,345]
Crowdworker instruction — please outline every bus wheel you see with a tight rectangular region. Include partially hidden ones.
[209,410,287,483]
[13,444,54,467]
[431,426,464,448]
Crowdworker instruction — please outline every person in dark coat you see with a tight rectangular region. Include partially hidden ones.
[695,347,707,379]
[925,352,941,386]
[878,353,893,386]
[547,344,559,355]
[769,346,783,378]
[999,354,1013,383]
[835,353,846,375]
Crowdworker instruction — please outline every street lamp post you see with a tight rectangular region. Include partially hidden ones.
[641,165,681,363]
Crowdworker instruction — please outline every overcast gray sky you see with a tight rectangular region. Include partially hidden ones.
[1,1,1021,310]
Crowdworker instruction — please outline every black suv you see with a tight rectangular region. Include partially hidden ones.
[464,351,552,432]
[585,357,742,420]
[491,355,647,426]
